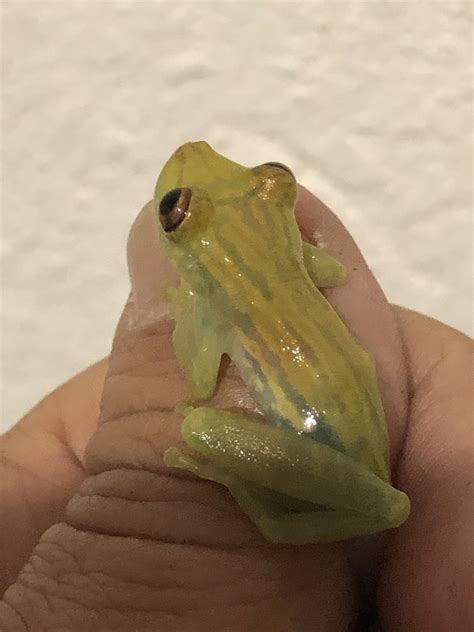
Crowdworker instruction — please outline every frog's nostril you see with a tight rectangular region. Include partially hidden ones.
[159,187,192,232]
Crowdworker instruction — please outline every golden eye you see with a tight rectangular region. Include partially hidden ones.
[158,187,192,232]
[263,161,294,176]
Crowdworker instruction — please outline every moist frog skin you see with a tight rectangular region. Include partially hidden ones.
[154,141,410,545]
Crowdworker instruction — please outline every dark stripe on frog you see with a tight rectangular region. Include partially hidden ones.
[206,233,274,300]
[283,315,378,414]
[249,279,385,438]
[238,292,385,463]
[237,312,351,452]
[214,197,297,267]
[233,315,345,452]
[256,194,302,254]
[249,317,387,473]
[280,312,388,451]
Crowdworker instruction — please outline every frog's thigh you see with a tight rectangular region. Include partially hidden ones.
[174,406,410,531]
[164,421,384,544]
[303,242,347,288]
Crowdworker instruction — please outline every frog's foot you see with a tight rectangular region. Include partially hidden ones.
[228,484,399,544]
[165,447,386,544]
[303,242,347,288]
[164,407,410,544]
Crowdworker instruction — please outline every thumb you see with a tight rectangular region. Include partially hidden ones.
[1,200,357,631]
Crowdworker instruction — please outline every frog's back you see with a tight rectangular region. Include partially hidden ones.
[155,141,389,480]
[227,272,390,480]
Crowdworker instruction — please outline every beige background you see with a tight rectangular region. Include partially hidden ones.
[1,1,472,430]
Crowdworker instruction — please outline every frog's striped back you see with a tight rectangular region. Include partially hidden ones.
[155,141,390,481]
[176,194,389,481]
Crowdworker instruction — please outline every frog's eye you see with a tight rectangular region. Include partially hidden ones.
[159,187,192,232]
[263,161,294,176]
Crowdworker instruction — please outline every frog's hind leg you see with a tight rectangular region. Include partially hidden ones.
[228,484,390,544]
[165,445,395,544]
[164,406,410,543]
[302,242,347,288]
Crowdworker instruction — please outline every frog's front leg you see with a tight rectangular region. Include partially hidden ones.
[164,407,410,544]
[170,280,228,399]
[303,242,347,288]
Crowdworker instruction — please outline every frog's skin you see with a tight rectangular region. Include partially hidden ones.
[154,141,410,544]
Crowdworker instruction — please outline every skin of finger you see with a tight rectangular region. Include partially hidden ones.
[0,358,108,595]
[379,308,474,630]
[1,189,408,630]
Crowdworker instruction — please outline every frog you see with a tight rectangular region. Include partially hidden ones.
[154,141,410,545]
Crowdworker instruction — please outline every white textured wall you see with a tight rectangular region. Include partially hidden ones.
[1,1,472,430]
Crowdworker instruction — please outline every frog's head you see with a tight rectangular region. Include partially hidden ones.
[154,141,299,292]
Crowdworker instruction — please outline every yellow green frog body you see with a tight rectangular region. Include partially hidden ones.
[154,141,410,544]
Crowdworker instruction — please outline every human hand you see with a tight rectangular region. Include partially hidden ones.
[1,188,472,630]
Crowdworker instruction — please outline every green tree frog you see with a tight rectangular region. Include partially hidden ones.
[154,141,410,544]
